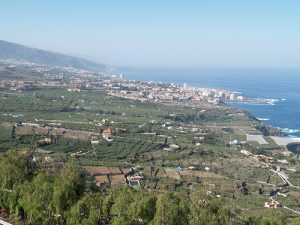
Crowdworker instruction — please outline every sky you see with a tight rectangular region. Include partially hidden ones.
[0,0,300,67]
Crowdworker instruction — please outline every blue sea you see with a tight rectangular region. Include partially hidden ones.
[118,67,300,137]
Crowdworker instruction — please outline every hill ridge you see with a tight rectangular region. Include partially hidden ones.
[0,40,107,72]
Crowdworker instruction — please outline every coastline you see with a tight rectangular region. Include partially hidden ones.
[226,99,300,141]
[108,73,297,142]
[223,101,300,146]
[119,67,300,138]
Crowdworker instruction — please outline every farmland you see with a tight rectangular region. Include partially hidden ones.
[0,64,300,222]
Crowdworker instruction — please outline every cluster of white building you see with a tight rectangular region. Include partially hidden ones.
[107,80,245,105]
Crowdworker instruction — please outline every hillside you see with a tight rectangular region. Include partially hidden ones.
[0,40,107,72]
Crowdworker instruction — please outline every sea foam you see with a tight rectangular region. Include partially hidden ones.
[277,127,300,134]
[257,118,270,121]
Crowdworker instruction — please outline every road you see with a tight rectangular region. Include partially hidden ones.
[283,206,300,215]
[0,218,12,225]
[275,170,300,189]
[253,157,300,190]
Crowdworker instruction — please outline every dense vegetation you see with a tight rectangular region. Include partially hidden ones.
[0,148,297,225]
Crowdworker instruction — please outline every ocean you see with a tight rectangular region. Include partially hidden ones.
[118,67,300,137]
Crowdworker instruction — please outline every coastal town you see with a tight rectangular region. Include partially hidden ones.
[0,59,277,107]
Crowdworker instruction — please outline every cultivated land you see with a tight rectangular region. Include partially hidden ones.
[1,61,300,223]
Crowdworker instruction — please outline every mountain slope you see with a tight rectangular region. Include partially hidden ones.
[0,40,107,72]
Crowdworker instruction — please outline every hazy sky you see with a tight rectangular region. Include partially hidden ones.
[1,0,300,67]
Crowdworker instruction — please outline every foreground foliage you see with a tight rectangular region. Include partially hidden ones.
[0,149,297,225]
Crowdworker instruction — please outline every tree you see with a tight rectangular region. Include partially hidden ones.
[128,194,156,224]
[67,193,104,225]
[0,148,33,191]
[241,181,249,195]
[52,164,85,218]
[189,189,242,225]
[0,148,34,213]
[151,192,189,225]
[18,173,55,225]
[109,187,156,225]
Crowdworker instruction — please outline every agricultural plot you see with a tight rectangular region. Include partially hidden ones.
[164,167,181,180]
[84,166,112,175]
[110,175,126,185]
[0,124,12,141]
[179,170,225,179]
[84,166,128,185]
[94,175,110,185]
[247,134,269,145]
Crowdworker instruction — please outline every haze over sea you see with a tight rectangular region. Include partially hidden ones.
[120,67,300,137]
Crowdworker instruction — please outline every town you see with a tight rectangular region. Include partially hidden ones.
[0,60,248,106]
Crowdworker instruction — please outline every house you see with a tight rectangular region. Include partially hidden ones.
[39,137,52,145]
[188,166,196,170]
[164,144,180,151]
[102,128,112,139]
[128,175,143,181]
[241,149,252,156]
[264,199,282,208]
[67,88,81,92]
[277,159,289,165]
[91,140,99,145]
[282,151,292,157]
[44,156,54,163]
[228,140,239,145]
[115,128,127,133]
[253,155,275,164]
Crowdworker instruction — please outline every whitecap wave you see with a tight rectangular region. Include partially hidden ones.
[256,98,280,105]
[277,127,300,134]
[239,98,280,106]
[288,135,299,138]
[257,118,270,121]
[281,98,287,101]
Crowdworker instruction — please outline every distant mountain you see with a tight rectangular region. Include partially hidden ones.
[0,40,107,72]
